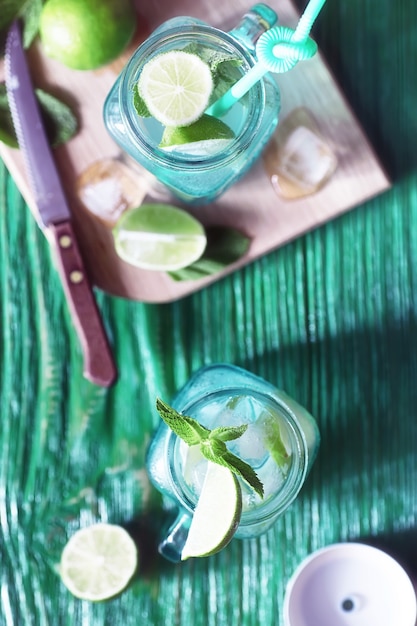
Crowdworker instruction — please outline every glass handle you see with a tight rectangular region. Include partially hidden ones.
[158,511,192,563]
[229,3,278,50]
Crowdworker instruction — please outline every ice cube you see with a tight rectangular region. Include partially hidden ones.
[181,444,208,495]
[278,125,336,186]
[241,482,262,511]
[263,107,337,199]
[223,395,260,424]
[257,457,286,500]
[76,157,151,226]
[230,420,269,469]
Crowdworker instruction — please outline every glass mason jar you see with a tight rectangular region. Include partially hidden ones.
[103,4,281,204]
[146,364,320,561]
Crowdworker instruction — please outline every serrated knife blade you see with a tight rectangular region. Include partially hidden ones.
[5,21,117,387]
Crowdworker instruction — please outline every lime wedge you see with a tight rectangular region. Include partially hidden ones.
[113,204,207,271]
[59,523,138,601]
[262,413,291,467]
[160,114,235,155]
[138,51,213,127]
[161,138,233,156]
[181,462,242,560]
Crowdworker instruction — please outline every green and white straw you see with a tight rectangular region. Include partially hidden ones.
[207,0,327,118]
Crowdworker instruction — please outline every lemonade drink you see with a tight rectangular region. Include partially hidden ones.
[146,364,320,561]
[103,5,281,203]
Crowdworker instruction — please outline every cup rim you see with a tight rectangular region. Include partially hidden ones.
[166,386,310,527]
[283,542,417,626]
[119,23,266,170]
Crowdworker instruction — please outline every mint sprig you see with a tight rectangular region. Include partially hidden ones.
[0,83,78,148]
[156,398,264,498]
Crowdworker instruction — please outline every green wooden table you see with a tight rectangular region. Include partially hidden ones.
[1,1,417,624]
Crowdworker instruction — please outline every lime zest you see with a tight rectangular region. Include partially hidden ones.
[156,398,264,497]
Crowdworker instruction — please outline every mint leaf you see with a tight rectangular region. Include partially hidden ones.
[181,43,243,107]
[156,398,210,445]
[210,424,248,442]
[0,0,43,53]
[168,226,250,282]
[210,59,244,104]
[0,83,18,147]
[182,45,232,72]
[201,439,264,498]
[155,398,264,497]
[35,89,78,146]
[20,0,43,49]
[0,84,78,148]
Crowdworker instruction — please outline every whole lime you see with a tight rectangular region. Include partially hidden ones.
[39,0,137,70]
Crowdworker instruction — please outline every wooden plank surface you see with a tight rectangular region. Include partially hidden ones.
[0,0,390,302]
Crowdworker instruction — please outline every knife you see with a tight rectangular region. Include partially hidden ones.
[5,21,117,387]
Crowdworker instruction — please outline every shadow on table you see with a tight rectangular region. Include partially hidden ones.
[359,528,417,587]
[124,509,180,577]
[311,0,417,182]
[233,313,417,490]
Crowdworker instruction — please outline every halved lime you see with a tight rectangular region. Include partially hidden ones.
[59,523,138,601]
[138,51,213,127]
[181,461,242,560]
[113,204,207,271]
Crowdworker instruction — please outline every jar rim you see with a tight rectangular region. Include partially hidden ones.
[119,24,265,170]
[166,387,310,526]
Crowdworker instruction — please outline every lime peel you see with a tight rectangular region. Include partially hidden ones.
[181,462,242,560]
[39,0,136,70]
[160,114,235,146]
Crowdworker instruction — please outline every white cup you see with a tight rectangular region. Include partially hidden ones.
[283,543,417,626]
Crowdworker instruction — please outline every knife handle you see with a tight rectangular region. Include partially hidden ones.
[49,221,117,387]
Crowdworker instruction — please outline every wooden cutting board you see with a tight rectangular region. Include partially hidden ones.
[0,0,390,303]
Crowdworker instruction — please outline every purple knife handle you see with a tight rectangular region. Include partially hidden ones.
[49,221,117,387]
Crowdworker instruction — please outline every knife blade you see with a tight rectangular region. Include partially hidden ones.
[5,21,117,387]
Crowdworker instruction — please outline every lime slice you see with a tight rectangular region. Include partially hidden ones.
[181,462,242,560]
[138,51,214,127]
[60,523,138,601]
[160,114,235,155]
[113,204,207,271]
